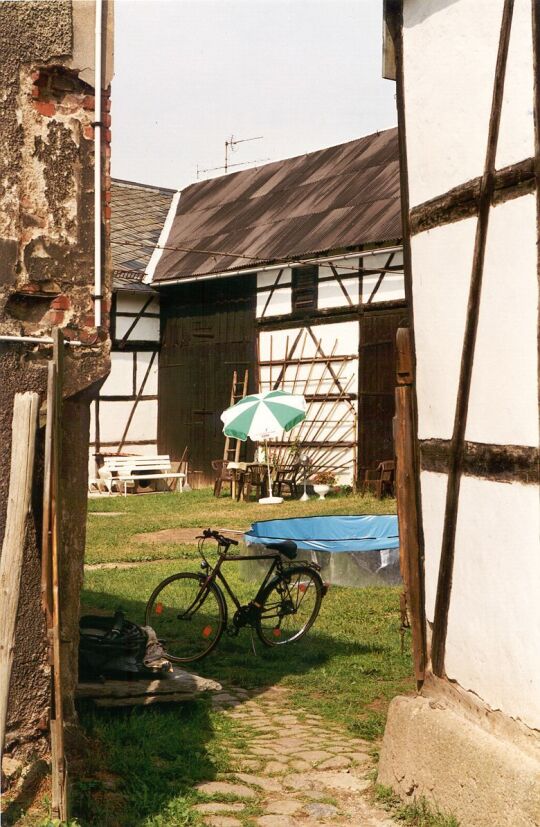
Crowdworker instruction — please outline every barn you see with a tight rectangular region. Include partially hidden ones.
[89,178,175,474]
[148,129,405,486]
[379,2,540,825]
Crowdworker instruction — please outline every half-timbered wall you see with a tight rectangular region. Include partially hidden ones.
[256,251,406,483]
[89,289,160,473]
[402,0,540,729]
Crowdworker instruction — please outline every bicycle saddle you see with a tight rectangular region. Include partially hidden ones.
[265,540,297,559]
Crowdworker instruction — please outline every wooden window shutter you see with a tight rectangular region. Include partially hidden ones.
[292,265,318,312]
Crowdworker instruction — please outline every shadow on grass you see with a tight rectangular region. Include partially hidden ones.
[81,590,383,695]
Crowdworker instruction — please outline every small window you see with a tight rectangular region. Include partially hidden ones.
[292,265,318,312]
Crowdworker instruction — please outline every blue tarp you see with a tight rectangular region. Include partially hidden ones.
[244,515,399,554]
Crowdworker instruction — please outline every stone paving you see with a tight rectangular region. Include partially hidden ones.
[193,686,397,826]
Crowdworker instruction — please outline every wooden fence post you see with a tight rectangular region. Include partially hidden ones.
[0,392,39,760]
[394,328,426,684]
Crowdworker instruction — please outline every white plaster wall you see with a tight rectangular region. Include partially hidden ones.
[419,470,448,622]
[100,351,134,396]
[363,272,405,303]
[256,269,292,318]
[115,314,159,342]
[136,351,159,396]
[403,0,534,207]
[116,293,159,314]
[466,195,538,447]
[412,219,476,440]
[318,276,358,309]
[446,477,540,729]
[98,399,157,444]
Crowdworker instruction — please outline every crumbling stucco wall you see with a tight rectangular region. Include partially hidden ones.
[0,0,113,758]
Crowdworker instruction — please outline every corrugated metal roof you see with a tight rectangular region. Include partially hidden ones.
[153,128,401,284]
[111,178,175,292]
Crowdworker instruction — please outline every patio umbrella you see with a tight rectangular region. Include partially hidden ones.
[221,390,306,503]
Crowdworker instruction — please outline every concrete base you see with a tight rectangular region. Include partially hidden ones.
[378,689,540,827]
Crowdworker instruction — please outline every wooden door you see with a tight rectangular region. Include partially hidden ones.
[358,308,408,476]
[158,276,257,484]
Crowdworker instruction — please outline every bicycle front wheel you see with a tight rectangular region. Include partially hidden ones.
[145,573,226,662]
[256,565,324,647]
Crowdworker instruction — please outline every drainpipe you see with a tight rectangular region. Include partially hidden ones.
[93,0,104,328]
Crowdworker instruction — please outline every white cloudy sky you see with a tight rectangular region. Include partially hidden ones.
[111,0,397,190]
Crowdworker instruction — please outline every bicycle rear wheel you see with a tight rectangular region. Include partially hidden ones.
[256,565,324,647]
[145,573,226,662]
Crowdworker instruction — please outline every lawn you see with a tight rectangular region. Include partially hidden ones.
[74,489,414,827]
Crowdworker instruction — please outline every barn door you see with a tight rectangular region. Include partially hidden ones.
[358,309,406,476]
[159,277,257,484]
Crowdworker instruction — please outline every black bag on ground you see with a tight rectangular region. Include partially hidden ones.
[79,610,171,681]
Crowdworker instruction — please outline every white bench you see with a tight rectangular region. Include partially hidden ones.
[89,455,185,496]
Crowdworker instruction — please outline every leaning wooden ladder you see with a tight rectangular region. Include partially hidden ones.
[222,369,249,464]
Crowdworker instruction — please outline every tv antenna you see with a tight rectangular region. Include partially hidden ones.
[196,135,269,179]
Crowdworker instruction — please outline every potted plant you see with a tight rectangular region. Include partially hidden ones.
[311,470,337,500]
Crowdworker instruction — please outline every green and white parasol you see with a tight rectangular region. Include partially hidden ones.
[221,390,306,503]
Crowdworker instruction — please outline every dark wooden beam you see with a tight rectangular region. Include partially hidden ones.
[420,439,539,484]
[431,0,515,678]
[410,157,534,234]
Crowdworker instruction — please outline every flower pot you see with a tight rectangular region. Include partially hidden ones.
[313,483,330,500]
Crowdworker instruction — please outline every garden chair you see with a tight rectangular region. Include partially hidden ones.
[237,464,268,501]
[274,462,302,498]
[212,459,234,497]
[361,460,395,499]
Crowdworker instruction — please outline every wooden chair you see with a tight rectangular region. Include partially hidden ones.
[238,464,268,501]
[212,459,233,497]
[274,463,302,498]
[361,460,395,499]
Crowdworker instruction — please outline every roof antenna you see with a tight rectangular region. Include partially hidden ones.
[196,135,269,179]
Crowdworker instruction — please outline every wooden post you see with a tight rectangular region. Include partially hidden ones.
[41,329,68,820]
[0,392,39,759]
[394,328,426,684]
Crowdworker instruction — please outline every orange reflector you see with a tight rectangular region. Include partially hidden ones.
[272,627,282,638]
[155,602,163,615]
[202,625,212,638]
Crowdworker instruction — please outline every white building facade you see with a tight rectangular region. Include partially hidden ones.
[379,3,540,824]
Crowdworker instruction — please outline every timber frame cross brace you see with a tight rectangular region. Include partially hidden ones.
[430,0,515,677]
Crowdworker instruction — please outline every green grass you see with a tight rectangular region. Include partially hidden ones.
[75,488,412,826]
[86,488,396,564]
[375,785,460,827]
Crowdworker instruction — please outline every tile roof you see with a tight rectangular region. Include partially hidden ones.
[111,179,175,291]
[152,128,401,284]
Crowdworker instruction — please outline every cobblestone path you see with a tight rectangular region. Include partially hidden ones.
[193,686,397,827]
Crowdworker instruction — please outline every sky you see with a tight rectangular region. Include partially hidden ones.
[111,0,397,190]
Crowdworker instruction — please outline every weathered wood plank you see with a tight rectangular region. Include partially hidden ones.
[394,329,426,684]
[76,668,221,700]
[0,392,39,759]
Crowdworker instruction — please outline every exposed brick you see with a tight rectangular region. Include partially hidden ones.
[62,327,79,340]
[34,100,55,117]
[50,294,70,310]
[83,125,94,141]
[101,112,111,128]
[103,204,111,220]
[83,313,95,328]
[31,70,40,81]
[79,329,99,345]
[46,309,65,325]
[31,86,39,99]
[103,128,111,143]
[104,190,111,203]
[103,97,111,112]
[82,95,95,111]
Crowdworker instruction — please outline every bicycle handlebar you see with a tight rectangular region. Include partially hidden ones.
[202,528,239,547]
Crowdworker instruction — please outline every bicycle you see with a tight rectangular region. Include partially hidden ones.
[145,528,327,663]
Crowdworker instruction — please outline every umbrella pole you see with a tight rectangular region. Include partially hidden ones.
[265,439,273,498]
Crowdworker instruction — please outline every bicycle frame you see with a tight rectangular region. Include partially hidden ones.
[203,549,286,614]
